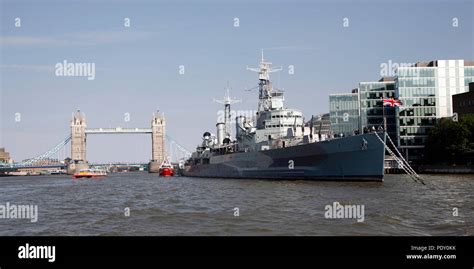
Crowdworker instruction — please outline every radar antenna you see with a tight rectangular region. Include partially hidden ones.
[246,49,283,81]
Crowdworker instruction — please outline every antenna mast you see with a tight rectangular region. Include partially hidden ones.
[246,49,282,112]
[213,82,241,138]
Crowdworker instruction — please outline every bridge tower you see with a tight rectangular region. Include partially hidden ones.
[149,111,166,173]
[67,110,89,174]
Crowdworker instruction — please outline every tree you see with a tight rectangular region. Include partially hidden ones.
[460,115,474,147]
[424,117,472,164]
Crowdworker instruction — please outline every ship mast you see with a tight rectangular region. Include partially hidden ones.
[246,50,282,112]
[213,82,241,139]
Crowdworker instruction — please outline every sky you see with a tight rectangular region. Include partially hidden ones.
[1,0,473,162]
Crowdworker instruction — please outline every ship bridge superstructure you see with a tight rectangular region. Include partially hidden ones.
[189,52,309,160]
[243,52,304,146]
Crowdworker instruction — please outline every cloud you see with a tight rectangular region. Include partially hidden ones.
[0,30,155,47]
[66,30,155,45]
[0,64,54,72]
[0,36,70,46]
[263,46,320,51]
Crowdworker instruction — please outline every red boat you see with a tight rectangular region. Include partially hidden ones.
[159,160,175,177]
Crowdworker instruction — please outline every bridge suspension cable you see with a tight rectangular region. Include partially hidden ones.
[20,135,72,166]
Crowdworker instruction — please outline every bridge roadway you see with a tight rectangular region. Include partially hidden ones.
[85,128,152,134]
[0,164,66,171]
[0,162,150,170]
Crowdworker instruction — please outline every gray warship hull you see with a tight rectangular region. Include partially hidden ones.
[182,133,386,181]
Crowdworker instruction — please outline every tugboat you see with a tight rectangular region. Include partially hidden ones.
[73,168,107,179]
[159,158,175,177]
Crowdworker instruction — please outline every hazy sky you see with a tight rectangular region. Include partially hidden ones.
[1,0,473,162]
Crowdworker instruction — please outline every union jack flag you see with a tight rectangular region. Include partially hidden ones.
[383,98,402,107]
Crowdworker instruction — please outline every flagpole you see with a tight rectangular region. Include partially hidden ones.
[383,98,387,133]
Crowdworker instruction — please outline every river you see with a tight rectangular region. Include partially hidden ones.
[0,173,472,236]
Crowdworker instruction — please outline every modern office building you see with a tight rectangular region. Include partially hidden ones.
[453,82,474,117]
[328,59,474,161]
[359,77,397,144]
[396,60,474,161]
[329,90,359,137]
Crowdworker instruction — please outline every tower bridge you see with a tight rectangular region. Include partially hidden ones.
[0,110,191,174]
[69,110,166,174]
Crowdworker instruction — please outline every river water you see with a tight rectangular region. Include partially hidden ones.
[0,173,472,236]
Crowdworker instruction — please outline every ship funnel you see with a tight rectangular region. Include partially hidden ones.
[216,122,225,146]
[235,116,245,138]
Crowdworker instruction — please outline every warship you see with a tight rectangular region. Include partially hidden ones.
[182,54,386,181]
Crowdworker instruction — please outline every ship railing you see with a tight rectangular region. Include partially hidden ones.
[374,132,424,184]
[385,134,421,179]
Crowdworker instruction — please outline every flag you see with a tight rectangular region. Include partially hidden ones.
[383,98,402,107]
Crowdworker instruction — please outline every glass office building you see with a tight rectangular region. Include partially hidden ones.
[396,60,474,161]
[359,79,397,144]
[329,92,359,137]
